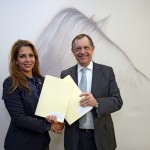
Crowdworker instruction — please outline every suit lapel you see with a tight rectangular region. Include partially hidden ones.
[35,76,43,91]
[91,63,103,94]
[31,76,44,105]
[69,65,78,85]
[69,63,104,92]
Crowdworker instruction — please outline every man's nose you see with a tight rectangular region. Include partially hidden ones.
[80,48,85,53]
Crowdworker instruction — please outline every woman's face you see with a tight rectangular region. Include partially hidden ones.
[16,46,35,78]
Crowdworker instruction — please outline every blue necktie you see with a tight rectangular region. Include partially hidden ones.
[79,68,87,92]
[79,68,87,128]
[79,68,94,129]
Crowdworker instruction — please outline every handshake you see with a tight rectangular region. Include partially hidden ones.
[46,115,64,134]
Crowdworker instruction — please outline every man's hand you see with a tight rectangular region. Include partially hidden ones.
[51,121,64,134]
[79,92,98,108]
[46,115,64,134]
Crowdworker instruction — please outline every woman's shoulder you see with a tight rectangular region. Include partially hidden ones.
[36,75,44,80]
[3,76,13,86]
[34,75,45,84]
[2,76,14,99]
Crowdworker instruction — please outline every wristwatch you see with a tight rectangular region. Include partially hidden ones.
[96,102,98,108]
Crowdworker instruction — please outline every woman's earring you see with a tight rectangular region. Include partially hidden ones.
[15,61,18,65]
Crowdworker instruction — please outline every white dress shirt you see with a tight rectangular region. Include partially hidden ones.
[78,61,94,129]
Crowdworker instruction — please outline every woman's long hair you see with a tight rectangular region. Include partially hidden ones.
[9,39,41,92]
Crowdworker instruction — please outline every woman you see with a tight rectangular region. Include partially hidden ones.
[2,40,63,150]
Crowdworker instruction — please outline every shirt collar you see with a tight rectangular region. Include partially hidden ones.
[77,61,93,73]
[26,74,35,82]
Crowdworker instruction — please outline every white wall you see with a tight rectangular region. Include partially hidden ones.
[0,0,150,150]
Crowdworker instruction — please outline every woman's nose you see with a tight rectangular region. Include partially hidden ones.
[25,56,31,61]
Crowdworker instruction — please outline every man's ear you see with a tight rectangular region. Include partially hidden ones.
[92,46,95,51]
[71,48,74,54]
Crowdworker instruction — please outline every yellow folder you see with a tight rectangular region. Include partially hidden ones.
[35,75,92,124]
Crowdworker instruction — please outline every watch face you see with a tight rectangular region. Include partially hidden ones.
[96,102,98,108]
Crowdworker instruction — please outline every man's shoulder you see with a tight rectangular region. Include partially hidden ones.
[62,65,77,73]
[94,62,112,70]
[61,65,77,78]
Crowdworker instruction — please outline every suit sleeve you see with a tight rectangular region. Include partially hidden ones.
[60,70,66,79]
[96,67,123,116]
[2,78,51,133]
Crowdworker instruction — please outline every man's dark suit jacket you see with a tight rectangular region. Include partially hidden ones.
[2,76,50,150]
[61,62,123,150]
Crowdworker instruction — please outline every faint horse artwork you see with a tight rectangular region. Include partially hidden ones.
[36,8,150,150]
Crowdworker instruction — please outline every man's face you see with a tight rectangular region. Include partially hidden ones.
[72,37,94,67]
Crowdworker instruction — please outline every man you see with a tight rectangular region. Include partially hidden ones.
[61,34,123,150]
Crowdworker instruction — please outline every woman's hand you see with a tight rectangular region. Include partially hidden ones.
[46,115,57,122]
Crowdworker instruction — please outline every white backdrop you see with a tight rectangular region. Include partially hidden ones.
[0,0,150,150]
